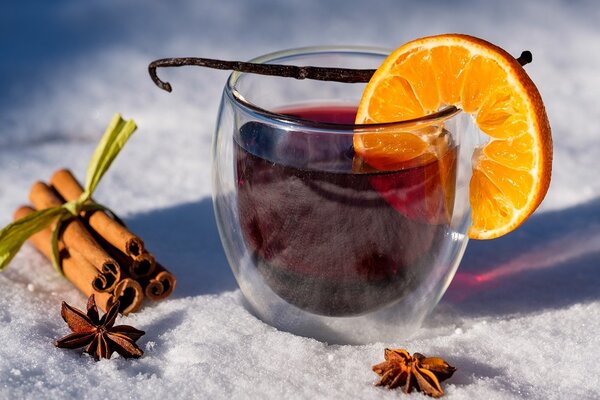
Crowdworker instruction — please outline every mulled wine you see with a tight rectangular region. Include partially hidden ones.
[235,105,456,316]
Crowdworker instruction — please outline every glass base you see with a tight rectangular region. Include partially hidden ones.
[236,232,468,344]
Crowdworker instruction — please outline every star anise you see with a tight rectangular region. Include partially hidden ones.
[54,295,145,361]
[372,348,456,398]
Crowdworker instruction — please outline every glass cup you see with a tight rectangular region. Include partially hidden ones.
[212,46,476,344]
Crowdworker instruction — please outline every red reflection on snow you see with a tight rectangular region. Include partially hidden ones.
[445,228,600,302]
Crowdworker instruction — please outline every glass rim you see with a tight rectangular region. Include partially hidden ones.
[224,45,460,132]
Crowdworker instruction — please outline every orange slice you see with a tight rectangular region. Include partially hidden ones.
[354,34,552,239]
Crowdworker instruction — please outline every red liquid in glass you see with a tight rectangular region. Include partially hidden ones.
[235,106,456,316]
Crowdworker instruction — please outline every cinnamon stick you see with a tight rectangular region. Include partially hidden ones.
[28,182,120,292]
[91,227,156,280]
[111,278,144,315]
[50,169,146,260]
[123,251,155,280]
[14,206,114,311]
[143,263,176,301]
[131,252,156,278]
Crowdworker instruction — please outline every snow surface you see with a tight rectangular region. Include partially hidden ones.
[1,0,600,399]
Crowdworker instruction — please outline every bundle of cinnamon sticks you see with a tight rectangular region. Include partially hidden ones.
[14,169,176,315]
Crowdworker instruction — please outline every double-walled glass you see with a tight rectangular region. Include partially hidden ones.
[212,47,475,344]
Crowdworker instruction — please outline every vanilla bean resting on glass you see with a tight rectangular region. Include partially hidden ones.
[148,51,531,92]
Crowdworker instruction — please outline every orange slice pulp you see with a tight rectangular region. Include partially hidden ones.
[354,34,552,239]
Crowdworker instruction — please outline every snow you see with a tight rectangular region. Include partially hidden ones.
[1,0,600,398]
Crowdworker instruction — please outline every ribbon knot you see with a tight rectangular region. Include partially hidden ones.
[0,113,137,274]
[63,199,84,217]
